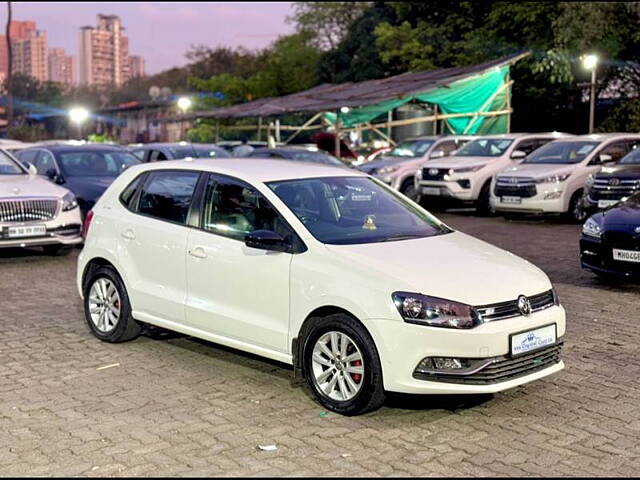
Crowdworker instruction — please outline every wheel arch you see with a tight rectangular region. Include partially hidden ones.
[81,256,119,292]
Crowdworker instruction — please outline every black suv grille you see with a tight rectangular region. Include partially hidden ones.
[414,342,563,385]
[494,177,537,198]
[422,167,449,181]
[475,290,555,322]
[589,177,640,201]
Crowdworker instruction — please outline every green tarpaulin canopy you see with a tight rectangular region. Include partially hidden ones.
[326,65,510,135]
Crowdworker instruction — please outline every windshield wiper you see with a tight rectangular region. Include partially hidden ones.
[380,233,425,242]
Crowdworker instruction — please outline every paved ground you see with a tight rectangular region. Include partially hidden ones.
[1,212,640,477]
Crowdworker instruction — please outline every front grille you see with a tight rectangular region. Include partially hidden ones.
[476,290,555,322]
[494,177,537,198]
[589,178,640,201]
[0,198,60,223]
[422,167,449,181]
[414,342,562,385]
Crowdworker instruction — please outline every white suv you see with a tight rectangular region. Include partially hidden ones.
[77,158,565,415]
[357,136,474,200]
[0,149,82,254]
[491,133,640,222]
[416,133,569,214]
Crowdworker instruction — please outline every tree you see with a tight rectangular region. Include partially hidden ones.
[5,1,13,128]
[287,2,371,50]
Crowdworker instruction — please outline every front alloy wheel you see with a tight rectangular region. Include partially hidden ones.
[88,278,121,333]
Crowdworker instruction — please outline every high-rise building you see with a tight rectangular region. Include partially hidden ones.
[12,29,48,82]
[48,48,76,86]
[79,14,130,87]
[129,55,145,79]
[0,20,37,79]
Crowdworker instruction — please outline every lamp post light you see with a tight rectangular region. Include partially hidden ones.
[69,107,89,140]
[582,54,598,134]
[177,96,192,140]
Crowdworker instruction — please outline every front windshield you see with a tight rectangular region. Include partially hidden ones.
[523,141,599,164]
[290,151,344,166]
[456,138,513,157]
[619,148,640,164]
[268,176,451,245]
[387,140,435,158]
[0,150,26,175]
[193,146,231,158]
[57,150,141,177]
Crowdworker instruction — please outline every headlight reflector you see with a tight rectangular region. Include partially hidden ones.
[62,191,78,211]
[392,292,481,329]
[378,165,400,175]
[449,165,483,174]
[582,217,602,238]
[536,173,571,184]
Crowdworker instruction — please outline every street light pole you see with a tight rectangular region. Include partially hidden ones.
[589,67,596,134]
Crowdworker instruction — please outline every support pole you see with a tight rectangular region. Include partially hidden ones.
[386,111,392,139]
[215,120,220,143]
[506,72,511,133]
[433,104,439,135]
[257,116,263,141]
[335,110,341,159]
[284,112,323,144]
[589,68,596,134]
[275,119,281,143]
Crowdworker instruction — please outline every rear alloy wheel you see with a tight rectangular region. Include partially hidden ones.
[84,266,141,343]
[303,313,385,415]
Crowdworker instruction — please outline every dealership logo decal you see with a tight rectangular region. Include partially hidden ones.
[517,295,532,316]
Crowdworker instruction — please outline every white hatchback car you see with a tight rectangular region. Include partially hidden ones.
[77,158,565,415]
[0,148,82,253]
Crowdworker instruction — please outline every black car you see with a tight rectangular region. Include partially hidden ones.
[248,147,348,167]
[580,193,640,281]
[584,147,640,213]
[129,142,230,162]
[15,145,141,217]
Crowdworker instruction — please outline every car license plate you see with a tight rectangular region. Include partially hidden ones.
[511,324,556,356]
[598,199,618,208]
[501,196,522,204]
[422,187,440,196]
[613,248,640,263]
[7,224,46,238]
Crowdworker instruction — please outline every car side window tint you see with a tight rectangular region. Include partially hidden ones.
[138,170,200,224]
[201,174,295,242]
[149,150,168,162]
[438,141,458,156]
[17,149,38,164]
[598,141,629,163]
[33,151,57,175]
[119,174,144,211]
[515,139,549,155]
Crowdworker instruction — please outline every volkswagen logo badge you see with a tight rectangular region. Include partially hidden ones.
[609,178,620,186]
[428,168,438,176]
[517,295,532,316]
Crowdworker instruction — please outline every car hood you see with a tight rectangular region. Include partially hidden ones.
[358,156,416,172]
[0,174,68,198]
[325,231,551,306]
[600,196,640,227]
[62,176,116,201]
[596,164,640,179]
[426,156,493,170]
[498,163,576,179]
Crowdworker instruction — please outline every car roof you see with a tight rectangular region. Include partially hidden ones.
[470,132,571,140]
[125,157,362,183]
[25,144,128,152]
[550,133,640,142]
[135,143,194,149]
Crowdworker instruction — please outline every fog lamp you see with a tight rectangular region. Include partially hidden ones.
[416,357,472,373]
[544,191,562,200]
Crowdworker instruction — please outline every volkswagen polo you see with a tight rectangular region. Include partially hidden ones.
[77,158,565,415]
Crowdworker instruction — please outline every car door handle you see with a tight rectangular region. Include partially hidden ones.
[188,247,207,259]
[121,229,136,240]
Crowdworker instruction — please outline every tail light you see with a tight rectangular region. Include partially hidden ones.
[82,210,94,240]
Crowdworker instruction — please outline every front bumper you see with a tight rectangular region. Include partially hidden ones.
[0,207,83,249]
[580,235,640,280]
[417,180,475,201]
[491,190,566,214]
[366,304,566,394]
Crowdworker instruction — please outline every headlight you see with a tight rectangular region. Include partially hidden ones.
[536,173,571,184]
[586,174,595,187]
[449,165,483,174]
[582,217,602,238]
[378,165,400,175]
[392,292,482,329]
[415,169,422,179]
[61,191,78,211]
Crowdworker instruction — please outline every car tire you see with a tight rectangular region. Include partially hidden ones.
[302,313,385,416]
[567,191,588,224]
[83,265,141,343]
[400,178,418,201]
[42,244,72,256]
[476,181,495,216]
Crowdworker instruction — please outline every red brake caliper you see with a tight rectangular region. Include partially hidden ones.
[351,360,362,383]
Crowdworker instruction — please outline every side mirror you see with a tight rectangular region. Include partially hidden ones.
[599,154,613,164]
[45,168,57,180]
[245,229,289,252]
[26,163,38,176]
[429,150,445,159]
[510,150,527,160]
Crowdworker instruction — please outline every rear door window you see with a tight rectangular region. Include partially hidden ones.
[138,170,200,224]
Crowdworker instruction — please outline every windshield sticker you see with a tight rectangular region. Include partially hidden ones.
[351,194,372,201]
[362,215,377,230]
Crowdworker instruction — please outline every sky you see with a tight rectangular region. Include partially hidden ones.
[1,2,295,75]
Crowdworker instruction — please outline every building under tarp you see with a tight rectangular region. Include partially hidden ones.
[170,52,530,145]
